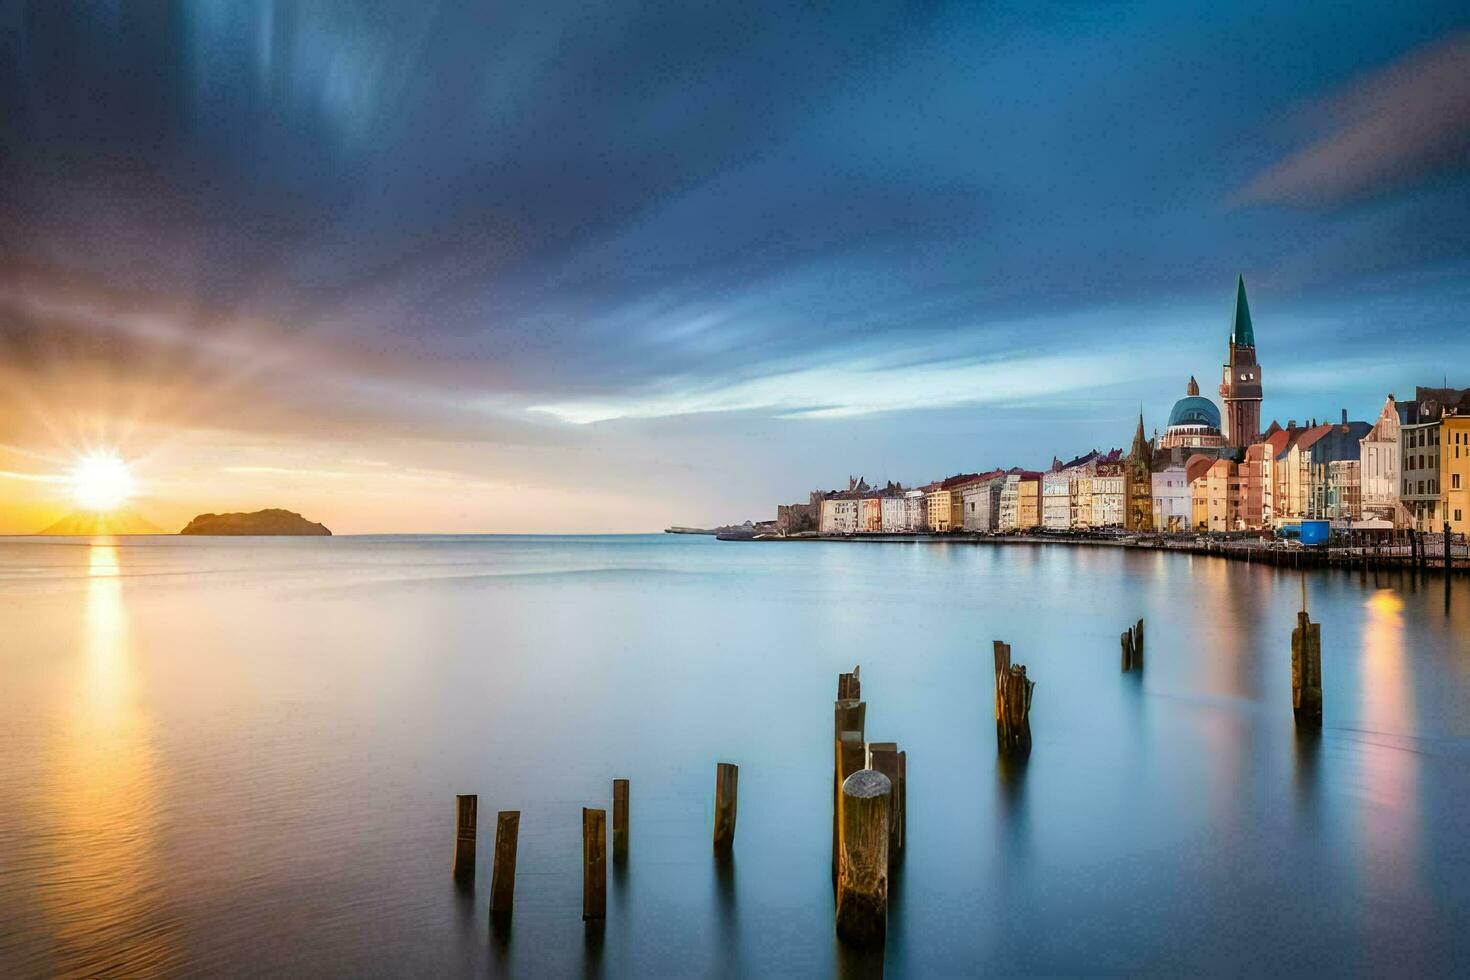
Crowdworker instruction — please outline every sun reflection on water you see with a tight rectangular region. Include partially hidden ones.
[35,540,179,975]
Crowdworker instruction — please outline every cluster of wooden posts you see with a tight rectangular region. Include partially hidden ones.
[1120,618,1144,672]
[451,764,740,923]
[449,599,1326,942]
[832,666,906,947]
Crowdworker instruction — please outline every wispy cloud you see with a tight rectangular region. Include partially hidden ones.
[530,350,1135,424]
[1239,33,1470,206]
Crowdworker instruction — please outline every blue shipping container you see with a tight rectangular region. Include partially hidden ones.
[1300,520,1330,545]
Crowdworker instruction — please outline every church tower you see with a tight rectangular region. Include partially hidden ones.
[1219,275,1263,446]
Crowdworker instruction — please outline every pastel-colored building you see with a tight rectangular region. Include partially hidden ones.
[820,496,859,534]
[860,496,883,533]
[880,495,909,533]
[1205,458,1240,531]
[1016,473,1042,530]
[1151,461,1191,532]
[925,487,955,532]
[1446,412,1470,536]
[1359,395,1403,526]
[1042,471,1071,530]
[905,490,928,532]
[1092,462,1126,527]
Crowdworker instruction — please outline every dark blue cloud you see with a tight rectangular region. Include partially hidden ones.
[1,0,1468,478]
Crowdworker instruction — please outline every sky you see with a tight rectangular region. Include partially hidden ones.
[1,1,1468,533]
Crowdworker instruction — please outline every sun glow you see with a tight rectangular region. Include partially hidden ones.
[70,453,136,512]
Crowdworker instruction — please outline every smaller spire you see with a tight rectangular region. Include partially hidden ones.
[1187,375,1199,397]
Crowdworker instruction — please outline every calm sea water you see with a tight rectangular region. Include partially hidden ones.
[1,534,1468,977]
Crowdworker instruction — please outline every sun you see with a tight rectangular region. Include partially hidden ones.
[70,452,136,513]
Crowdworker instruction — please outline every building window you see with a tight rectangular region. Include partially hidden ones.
[1457,475,1463,490]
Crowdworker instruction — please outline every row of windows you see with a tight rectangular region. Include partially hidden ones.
[1404,479,1440,496]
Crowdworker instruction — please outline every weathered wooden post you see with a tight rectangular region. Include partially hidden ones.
[453,794,477,881]
[1119,629,1133,672]
[833,697,866,878]
[490,810,519,914]
[1446,521,1454,574]
[1291,611,1322,728]
[867,742,902,862]
[835,769,891,947]
[896,750,907,851]
[612,778,629,862]
[1134,617,1145,669]
[713,763,738,854]
[582,807,606,920]
[993,640,1035,756]
[834,730,865,879]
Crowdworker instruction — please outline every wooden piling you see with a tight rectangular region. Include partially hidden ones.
[582,807,606,920]
[835,769,892,947]
[896,750,907,851]
[612,778,629,861]
[490,810,519,914]
[1134,617,1145,669]
[834,730,865,878]
[1447,522,1455,574]
[993,640,1035,756]
[453,794,477,881]
[867,742,901,862]
[834,698,866,739]
[1120,629,1133,672]
[713,763,738,854]
[1291,611,1322,728]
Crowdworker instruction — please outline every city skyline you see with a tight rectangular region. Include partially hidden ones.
[3,4,1469,532]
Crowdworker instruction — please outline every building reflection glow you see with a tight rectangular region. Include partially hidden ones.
[1353,588,1423,906]
[37,539,178,975]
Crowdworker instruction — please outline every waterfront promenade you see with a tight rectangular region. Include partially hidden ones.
[748,529,1470,573]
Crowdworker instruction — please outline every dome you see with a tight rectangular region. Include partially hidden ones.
[1167,395,1221,430]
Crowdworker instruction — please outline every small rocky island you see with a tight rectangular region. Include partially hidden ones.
[180,509,332,536]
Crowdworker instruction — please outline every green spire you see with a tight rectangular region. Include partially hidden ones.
[1231,274,1255,347]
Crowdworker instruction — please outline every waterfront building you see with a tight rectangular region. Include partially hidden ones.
[1305,414,1372,520]
[1359,395,1404,526]
[1219,275,1264,446]
[1151,457,1191,532]
[997,474,1021,532]
[925,474,982,533]
[961,475,1004,532]
[1277,423,1333,521]
[1238,442,1270,528]
[1400,388,1470,531]
[1205,458,1240,531]
[1159,378,1226,450]
[1042,471,1071,530]
[880,495,909,533]
[820,496,860,534]
[1445,410,1470,536]
[904,489,928,532]
[1093,462,1126,527]
[1186,453,1215,531]
[1070,470,1094,529]
[1125,415,1154,532]
[859,496,883,533]
[1325,460,1361,522]
[1016,473,1043,530]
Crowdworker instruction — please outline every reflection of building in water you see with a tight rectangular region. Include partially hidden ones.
[1354,588,1424,909]
[1360,590,1412,737]
[37,541,178,974]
